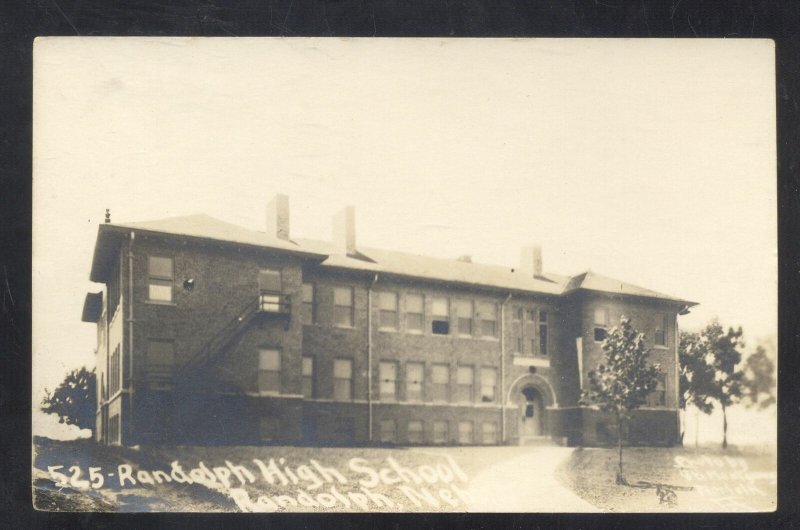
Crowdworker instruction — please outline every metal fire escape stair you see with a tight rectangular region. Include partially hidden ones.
[180,297,261,385]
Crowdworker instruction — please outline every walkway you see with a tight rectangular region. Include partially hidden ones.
[464,446,597,512]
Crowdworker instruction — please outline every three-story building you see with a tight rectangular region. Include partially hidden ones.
[81,195,696,447]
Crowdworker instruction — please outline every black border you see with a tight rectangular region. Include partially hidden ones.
[3,1,799,528]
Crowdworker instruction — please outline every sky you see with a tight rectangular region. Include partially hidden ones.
[32,38,776,430]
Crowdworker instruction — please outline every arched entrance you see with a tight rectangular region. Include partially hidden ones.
[519,385,546,437]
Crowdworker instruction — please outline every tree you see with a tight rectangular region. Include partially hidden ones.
[41,367,96,433]
[581,316,660,485]
[678,331,716,443]
[741,345,776,410]
[703,321,745,449]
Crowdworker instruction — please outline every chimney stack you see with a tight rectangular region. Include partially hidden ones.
[520,245,543,277]
[333,206,356,256]
[266,194,290,240]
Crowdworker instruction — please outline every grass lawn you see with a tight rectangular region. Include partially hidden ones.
[557,443,777,512]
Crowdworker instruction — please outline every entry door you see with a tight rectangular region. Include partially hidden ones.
[520,387,545,437]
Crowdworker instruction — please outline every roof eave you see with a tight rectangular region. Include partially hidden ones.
[563,287,698,308]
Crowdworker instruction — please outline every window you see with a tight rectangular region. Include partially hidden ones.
[407,420,423,444]
[405,293,424,333]
[302,283,316,324]
[147,339,175,390]
[333,358,353,401]
[431,297,449,335]
[458,421,473,444]
[648,372,667,407]
[258,349,281,393]
[456,365,474,402]
[513,306,523,323]
[379,420,396,443]
[539,310,549,356]
[334,287,355,327]
[259,269,283,312]
[147,256,173,302]
[594,307,609,342]
[302,356,315,398]
[482,422,497,445]
[516,337,523,354]
[526,309,536,322]
[477,302,497,337]
[109,414,120,445]
[109,345,121,395]
[406,362,424,401]
[378,291,398,330]
[259,416,279,441]
[431,364,450,402]
[379,361,398,401]
[455,299,473,336]
[655,314,667,346]
[480,367,497,402]
[433,421,448,444]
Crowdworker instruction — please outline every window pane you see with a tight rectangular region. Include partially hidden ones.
[539,325,548,355]
[406,362,424,401]
[148,282,173,302]
[260,416,279,441]
[431,320,449,335]
[458,421,473,444]
[408,421,423,443]
[477,302,496,320]
[406,313,423,332]
[594,327,607,342]
[258,270,282,292]
[334,359,352,378]
[258,371,281,393]
[457,366,473,384]
[259,350,281,370]
[334,287,353,307]
[480,368,497,402]
[455,299,472,317]
[539,310,548,323]
[378,292,397,311]
[432,365,449,383]
[481,320,496,337]
[333,380,352,401]
[433,421,448,444]
[148,256,173,279]
[594,308,608,326]
[379,362,397,400]
[379,420,396,443]
[406,294,423,313]
[302,356,314,376]
[432,297,448,317]
[432,365,449,401]
[302,283,315,302]
[334,306,353,327]
[482,422,497,444]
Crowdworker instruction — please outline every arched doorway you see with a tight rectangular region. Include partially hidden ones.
[519,385,546,438]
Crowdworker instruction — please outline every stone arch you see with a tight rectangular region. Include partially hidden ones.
[506,373,558,408]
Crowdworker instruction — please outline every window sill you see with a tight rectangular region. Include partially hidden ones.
[478,336,499,342]
[145,300,177,306]
[405,329,424,335]
[378,328,398,333]
[653,345,669,350]
[333,324,356,330]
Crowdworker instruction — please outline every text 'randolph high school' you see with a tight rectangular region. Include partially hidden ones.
[82,194,696,447]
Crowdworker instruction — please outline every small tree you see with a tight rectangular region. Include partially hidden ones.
[678,331,716,443]
[741,345,776,410]
[703,321,745,449]
[581,316,660,485]
[41,367,96,433]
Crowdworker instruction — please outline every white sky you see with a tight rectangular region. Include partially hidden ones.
[32,38,776,413]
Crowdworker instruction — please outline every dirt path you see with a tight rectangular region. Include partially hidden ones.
[464,446,597,512]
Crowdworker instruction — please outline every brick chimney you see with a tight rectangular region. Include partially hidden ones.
[520,245,543,277]
[266,194,290,240]
[333,206,356,256]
